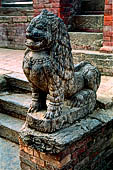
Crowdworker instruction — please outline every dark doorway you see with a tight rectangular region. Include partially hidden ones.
[81,0,105,14]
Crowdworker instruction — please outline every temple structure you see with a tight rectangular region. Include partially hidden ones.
[0,0,113,53]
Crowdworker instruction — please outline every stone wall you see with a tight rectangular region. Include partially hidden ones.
[33,0,81,25]
[0,16,32,49]
[72,51,113,76]
[33,0,60,16]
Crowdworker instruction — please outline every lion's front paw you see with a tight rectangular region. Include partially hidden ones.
[45,110,61,119]
[28,101,41,113]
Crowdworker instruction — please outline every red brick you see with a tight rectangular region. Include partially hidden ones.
[23,146,34,156]
[30,156,45,167]
[103,36,111,41]
[72,151,78,160]
[105,4,112,10]
[103,31,113,37]
[40,152,71,169]
[20,151,31,161]
[104,16,112,21]
[52,3,60,8]
[33,149,40,158]
[104,20,112,26]
[20,162,31,170]
[103,42,113,46]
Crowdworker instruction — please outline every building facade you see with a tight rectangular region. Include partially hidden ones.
[0,0,112,53]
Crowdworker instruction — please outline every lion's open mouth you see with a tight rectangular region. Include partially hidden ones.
[25,39,45,50]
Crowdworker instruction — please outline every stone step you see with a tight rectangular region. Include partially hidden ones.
[0,137,21,169]
[82,11,104,15]
[0,91,31,119]
[2,1,33,7]
[5,72,30,91]
[69,32,103,50]
[0,113,25,144]
[71,15,104,32]
[0,7,34,16]
[72,50,113,76]
[2,0,32,2]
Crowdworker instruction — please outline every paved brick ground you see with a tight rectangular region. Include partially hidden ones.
[0,48,24,73]
[0,137,21,170]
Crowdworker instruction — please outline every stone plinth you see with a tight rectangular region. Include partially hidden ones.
[19,107,113,170]
[26,104,94,133]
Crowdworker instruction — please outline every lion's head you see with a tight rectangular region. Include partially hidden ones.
[25,9,74,80]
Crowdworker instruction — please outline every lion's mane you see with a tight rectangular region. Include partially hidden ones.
[35,9,75,80]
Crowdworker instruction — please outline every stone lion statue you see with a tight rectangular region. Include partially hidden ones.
[23,9,101,119]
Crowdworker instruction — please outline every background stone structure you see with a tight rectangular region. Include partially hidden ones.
[100,0,113,52]
[0,0,113,76]
[0,0,113,53]
[32,0,81,25]
[0,16,32,49]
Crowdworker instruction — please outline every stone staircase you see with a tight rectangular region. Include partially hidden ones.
[0,74,30,144]
[68,0,113,76]
[0,72,30,169]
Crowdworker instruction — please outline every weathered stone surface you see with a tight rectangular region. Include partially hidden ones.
[72,49,113,76]
[0,16,32,49]
[70,15,104,32]
[0,92,30,117]
[0,112,24,143]
[5,73,30,91]
[19,114,113,169]
[27,103,94,133]
[0,137,21,170]
[0,7,33,16]
[89,107,113,123]
[0,75,7,91]
[69,32,103,50]
[23,9,101,122]
[20,116,102,154]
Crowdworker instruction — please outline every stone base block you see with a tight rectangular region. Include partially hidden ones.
[26,105,92,133]
[19,107,113,170]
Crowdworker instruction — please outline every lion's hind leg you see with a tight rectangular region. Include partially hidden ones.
[69,89,96,113]
[74,61,101,92]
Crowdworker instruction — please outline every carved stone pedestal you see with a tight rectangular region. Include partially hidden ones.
[19,108,113,170]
